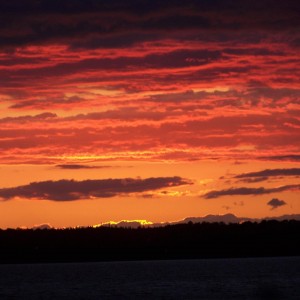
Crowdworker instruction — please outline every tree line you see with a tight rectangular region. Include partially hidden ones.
[0,220,299,263]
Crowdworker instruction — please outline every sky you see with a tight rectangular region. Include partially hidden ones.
[0,0,299,229]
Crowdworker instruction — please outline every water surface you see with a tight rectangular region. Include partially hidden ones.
[0,256,299,299]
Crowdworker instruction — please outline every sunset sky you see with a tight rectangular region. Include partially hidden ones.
[0,0,299,229]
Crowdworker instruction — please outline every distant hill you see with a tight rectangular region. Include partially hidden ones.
[98,214,300,228]
[263,214,300,221]
[170,214,300,225]
[17,214,300,230]
[171,213,245,225]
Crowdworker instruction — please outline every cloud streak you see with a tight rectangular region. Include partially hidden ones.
[203,184,300,199]
[55,164,110,170]
[236,168,300,179]
[0,177,192,201]
[259,155,300,162]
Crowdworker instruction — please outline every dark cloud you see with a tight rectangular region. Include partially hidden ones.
[223,48,285,57]
[235,168,300,179]
[144,83,299,108]
[9,96,84,109]
[259,155,300,162]
[2,49,223,80]
[244,86,300,104]
[0,0,298,49]
[267,198,287,210]
[0,113,57,123]
[147,90,209,103]
[55,164,110,170]
[0,177,192,201]
[67,108,183,122]
[0,107,186,125]
[237,177,269,184]
[203,184,300,199]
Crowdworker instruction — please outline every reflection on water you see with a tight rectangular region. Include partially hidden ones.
[0,257,299,299]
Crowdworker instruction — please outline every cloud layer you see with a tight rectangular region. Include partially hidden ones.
[0,177,191,201]
[0,0,299,164]
[1,0,298,49]
[0,2,299,228]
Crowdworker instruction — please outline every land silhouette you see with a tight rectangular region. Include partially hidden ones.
[95,213,300,228]
[0,219,299,263]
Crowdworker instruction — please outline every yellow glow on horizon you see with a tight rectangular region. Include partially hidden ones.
[93,219,153,228]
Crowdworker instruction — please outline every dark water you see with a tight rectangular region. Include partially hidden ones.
[0,257,299,299]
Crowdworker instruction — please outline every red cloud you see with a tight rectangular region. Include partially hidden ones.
[0,0,299,164]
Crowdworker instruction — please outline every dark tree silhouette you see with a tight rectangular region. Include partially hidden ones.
[0,220,299,263]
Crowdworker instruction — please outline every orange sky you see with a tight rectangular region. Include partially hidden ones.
[0,0,299,228]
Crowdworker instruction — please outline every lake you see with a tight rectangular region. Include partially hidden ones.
[0,256,299,299]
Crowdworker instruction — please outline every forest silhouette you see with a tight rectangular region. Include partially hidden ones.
[1,220,299,263]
